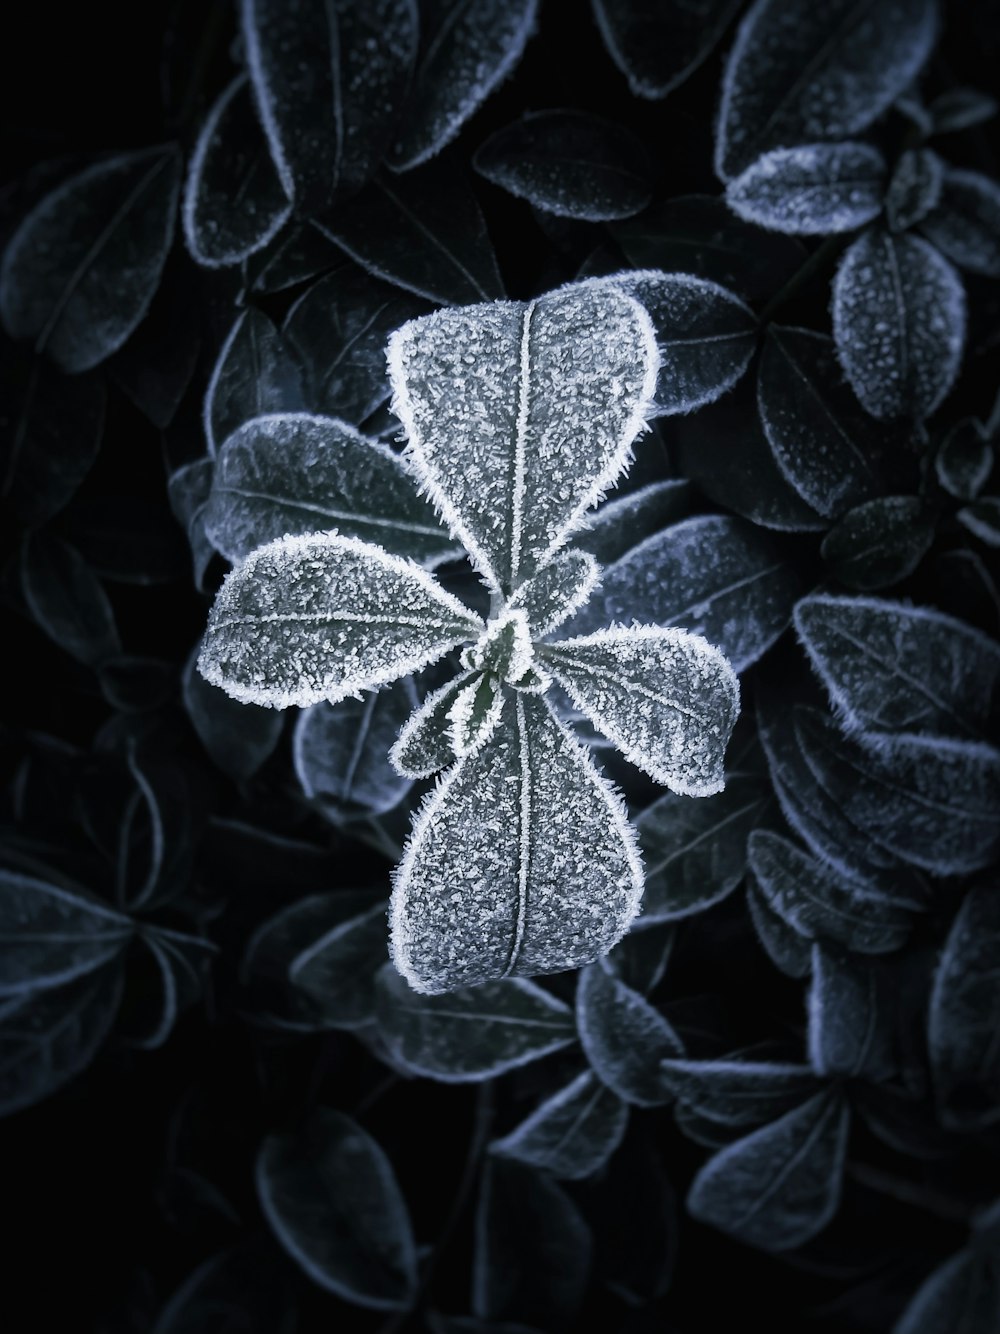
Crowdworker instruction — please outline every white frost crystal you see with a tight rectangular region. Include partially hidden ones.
[199,280,741,993]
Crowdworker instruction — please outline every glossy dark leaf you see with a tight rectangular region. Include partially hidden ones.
[167,459,215,592]
[256,1107,418,1310]
[821,496,936,590]
[0,145,181,372]
[473,1158,591,1329]
[935,418,993,501]
[604,923,675,994]
[929,886,1000,1131]
[715,0,938,179]
[574,479,693,566]
[687,1087,850,1250]
[958,497,1000,547]
[746,885,813,979]
[182,648,284,781]
[920,167,1000,277]
[474,111,653,221]
[248,222,342,294]
[314,161,504,306]
[240,0,417,212]
[928,86,999,133]
[832,229,966,422]
[203,307,304,456]
[885,148,943,233]
[894,1246,1000,1334]
[151,1246,295,1334]
[289,903,390,1031]
[591,0,740,99]
[660,1057,821,1127]
[389,0,538,171]
[20,532,121,667]
[576,962,682,1106]
[808,945,896,1080]
[794,593,1000,739]
[726,143,886,234]
[490,1069,627,1179]
[375,964,576,1082]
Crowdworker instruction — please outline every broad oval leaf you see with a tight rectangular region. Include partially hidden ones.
[928,886,1000,1131]
[0,870,132,996]
[199,531,481,708]
[758,325,908,519]
[570,514,800,673]
[389,694,643,992]
[389,0,538,171]
[182,648,284,781]
[687,1087,850,1250]
[541,626,740,796]
[894,1247,1000,1334]
[0,145,181,372]
[821,495,935,590]
[794,593,1000,739]
[597,269,757,415]
[490,1069,628,1179]
[832,229,966,422]
[256,1107,418,1310]
[203,308,303,457]
[204,413,454,564]
[293,678,418,819]
[885,148,944,233]
[591,0,741,99]
[387,282,658,594]
[474,111,654,221]
[314,160,505,306]
[240,0,418,212]
[660,1057,821,1126]
[808,945,896,1081]
[182,74,291,268]
[920,167,1000,278]
[715,0,938,180]
[576,961,682,1105]
[374,962,576,1081]
[21,532,121,667]
[726,143,886,234]
[637,773,771,922]
[575,478,693,566]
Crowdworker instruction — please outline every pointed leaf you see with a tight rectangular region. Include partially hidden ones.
[293,678,418,818]
[389,0,538,170]
[577,961,682,1105]
[659,1058,821,1126]
[542,626,740,795]
[387,282,658,593]
[390,694,643,992]
[256,1107,418,1310]
[448,672,505,758]
[390,672,477,778]
[726,143,886,234]
[182,74,291,268]
[920,167,1000,277]
[591,0,740,99]
[204,413,454,564]
[474,111,654,221]
[490,1069,628,1179]
[0,145,181,372]
[203,308,303,457]
[794,593,1000,740]
[821,495,936,590]
[885,148,943,233]
[240,0,417,212]
[183,647,284,780]
[929,885,1000,1131]
[21,532,120,667]
[715,0,938,179]
[688,1088,849,1250]
[374,963,575,1082]
[506,549,601,638]
[569,515,800,673]
[199,531,481,708]
[832,229,966,421]
[894,1248,1000,1334]
[808,945,896,1081]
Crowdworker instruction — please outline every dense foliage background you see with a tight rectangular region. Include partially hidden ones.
[2,1,999,1330]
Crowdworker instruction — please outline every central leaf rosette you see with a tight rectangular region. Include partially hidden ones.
[199,282,740,994]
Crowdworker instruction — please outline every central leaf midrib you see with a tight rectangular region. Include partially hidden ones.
[212,484,445,539]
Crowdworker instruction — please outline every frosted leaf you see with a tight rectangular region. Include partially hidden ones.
[591,0,741,100]
[747,882,813,979]
[832,229,966,421]
[659,1058,821,1127]
[461,610,538,688]
[387,283,658,594]
[541,626,740,796]
[388,0,538,171]
[747,829,915,954]
[293,678,418,820]
[929,86,999,134]
[204,413,455,564]
[935,418,993,501]
[794,592,1000,740]
[389,693,644,993]
[715,0,939,180]
[183,648,284,781]
[198,531,482,709]
[726,143,886,235]
[884,148,943,233]
[374,962,576,1082]
[447,673,504,759]
[958,497,1000,548]
[686,1088,850,1251]
[182,74,291,269]
[589,270,757,415]
[576,961,682,1106]
[919,167,1000,278]
[576,479,692,566]
[506,549,601,638]
[389,673,478,779]
[473,110,654,221]
[240,0,417,212]
[820,496,935,591]
[894,1247,1000,1334]
[203,308,303,457]
[568,514,799,673]
[489,1069,628,1180]
[808,946,895,1082]
[0,146,181,374]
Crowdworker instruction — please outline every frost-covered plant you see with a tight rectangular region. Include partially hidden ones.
[198,282,739,993]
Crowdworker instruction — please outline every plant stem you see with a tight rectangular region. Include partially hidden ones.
[757,233,849,325]
[846,1160,976,1227]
